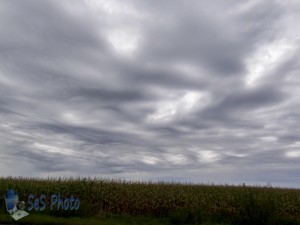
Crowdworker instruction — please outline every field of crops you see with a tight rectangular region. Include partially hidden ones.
[1,177,300,224]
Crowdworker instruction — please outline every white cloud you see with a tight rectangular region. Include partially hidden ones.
[148,91,209,122]
[84,0,142,17]
[164,154,187,165]
[245,40,295,86]
[260,136,278,142]
[198,150,221,163]
[33,143,74,156]
[286,151,300,158]
[107,28,141,55]
[141,155,159,165]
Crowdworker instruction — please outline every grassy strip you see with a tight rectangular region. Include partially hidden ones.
[0,212,230,225]
[0,212,161,225]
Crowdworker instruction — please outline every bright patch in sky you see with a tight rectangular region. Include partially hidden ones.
[198,151,220,163]
[84,0,140,16]
[62,112,79,124]
[260,136,278,142]
[34,143,73,156]
[245,40,294,86]
[148,91,209,122]
[107,29,140,55]
[286,151,300,158]
[165,154,187,165]
[142,156,159,165]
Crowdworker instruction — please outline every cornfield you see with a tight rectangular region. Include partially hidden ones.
[1,176,300,223]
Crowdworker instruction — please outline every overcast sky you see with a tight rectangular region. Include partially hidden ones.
[0,0,300,187]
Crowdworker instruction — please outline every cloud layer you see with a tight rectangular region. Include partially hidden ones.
[0,0,300,187]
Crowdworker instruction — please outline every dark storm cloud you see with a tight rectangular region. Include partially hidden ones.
[76,86,156,103]
[0,0,299,187]
[196,85,287,122]
[134,0,285,76]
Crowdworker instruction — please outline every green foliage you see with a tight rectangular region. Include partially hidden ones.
[168,208,205,225]
[233,189,275,225]
[0,177,300,224]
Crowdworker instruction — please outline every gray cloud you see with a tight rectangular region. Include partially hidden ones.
[0,0,300,187]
